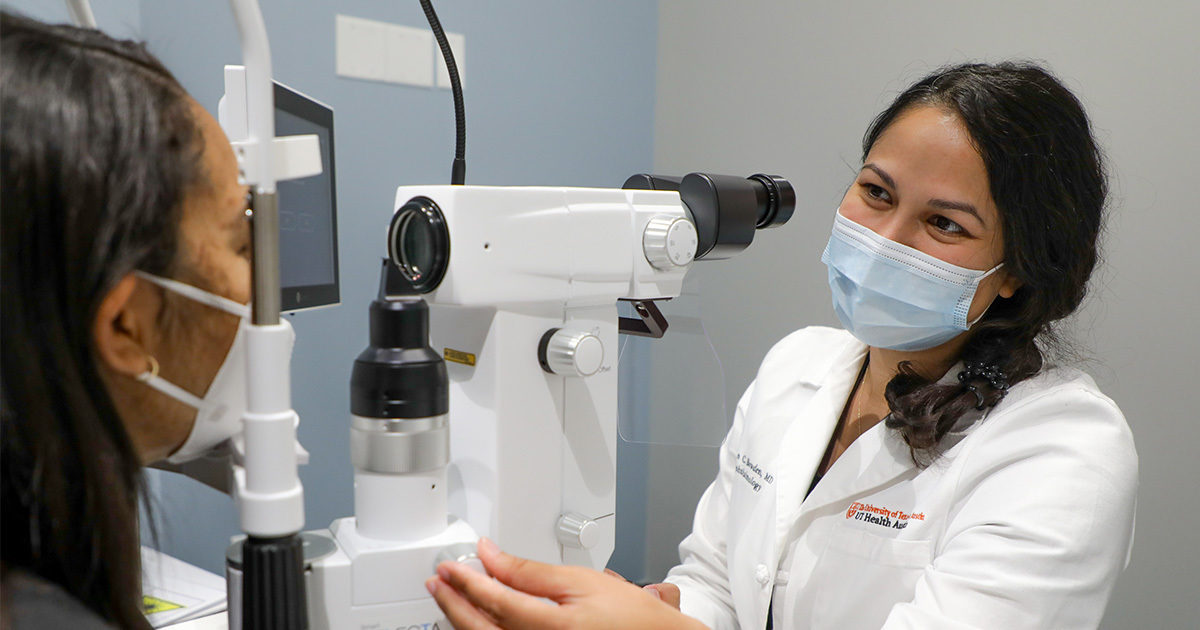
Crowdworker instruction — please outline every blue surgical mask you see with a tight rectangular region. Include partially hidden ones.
[820,209,1003,351]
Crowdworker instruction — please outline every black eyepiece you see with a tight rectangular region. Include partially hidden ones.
[626,172,796,260]
[748,174,795,229]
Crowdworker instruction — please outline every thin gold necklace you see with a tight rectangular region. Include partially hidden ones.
[845,358,876,443]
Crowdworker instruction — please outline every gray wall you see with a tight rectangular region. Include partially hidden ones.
[648,0,1200,626]
[9,0,658,574]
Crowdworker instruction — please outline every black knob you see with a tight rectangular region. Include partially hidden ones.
[241,535,307,630]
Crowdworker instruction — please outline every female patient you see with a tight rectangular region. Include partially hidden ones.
[3,13,254,629]
[429,62,1137,630]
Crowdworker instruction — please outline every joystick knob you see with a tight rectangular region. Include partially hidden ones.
[538,328,605,377]
[556,512,601,549]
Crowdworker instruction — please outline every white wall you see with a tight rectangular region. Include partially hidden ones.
[649,1,1200,626]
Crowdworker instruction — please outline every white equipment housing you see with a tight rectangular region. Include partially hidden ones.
[401,184,695,569]
[295,184,698,629]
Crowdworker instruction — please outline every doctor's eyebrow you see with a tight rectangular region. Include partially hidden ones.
[928,198,986,228]
[862,163,897,191]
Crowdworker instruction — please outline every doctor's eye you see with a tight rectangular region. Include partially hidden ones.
[929,214,967,236]
[863,183,892,203]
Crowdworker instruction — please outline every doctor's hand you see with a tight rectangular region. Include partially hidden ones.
[427,538,706,630]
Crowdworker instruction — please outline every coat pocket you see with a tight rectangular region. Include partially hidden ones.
[825,525,932,568]
[809,527,933,629]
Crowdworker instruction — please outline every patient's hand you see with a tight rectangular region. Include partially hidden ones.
[643,581,682,610]
[602,568,681,611]
[428,538,705,630]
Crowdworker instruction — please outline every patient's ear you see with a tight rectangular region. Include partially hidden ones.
[93,273,159,377]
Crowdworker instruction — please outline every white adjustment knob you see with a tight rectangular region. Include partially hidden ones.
[643,215,698,270]
[539,328,604,377]
[434,543,485,575]
[556,512,601,549]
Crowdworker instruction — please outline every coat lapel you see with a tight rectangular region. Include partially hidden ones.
[771,340,936,529]
[795,364,976,516]
[772,343,866,540]
[730,331,867,630]
[799,420,916,516]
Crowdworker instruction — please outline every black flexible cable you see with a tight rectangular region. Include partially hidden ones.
[419,0,466,185]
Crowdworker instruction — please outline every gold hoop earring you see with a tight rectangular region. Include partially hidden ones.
[138,356,160,382]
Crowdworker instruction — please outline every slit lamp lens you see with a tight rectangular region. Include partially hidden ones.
[388,197,449,293]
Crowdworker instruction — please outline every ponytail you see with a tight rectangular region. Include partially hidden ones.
[884,323,1043,465]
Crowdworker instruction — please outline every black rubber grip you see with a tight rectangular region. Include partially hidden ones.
[242,535,308,630]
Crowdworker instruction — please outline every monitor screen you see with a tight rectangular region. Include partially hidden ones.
[274,82,339,311]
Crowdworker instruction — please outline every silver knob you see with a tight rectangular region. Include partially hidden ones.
[539,328,604,377]
[434,542,485,574]
[643,215,698,270]
[556,512,601,549]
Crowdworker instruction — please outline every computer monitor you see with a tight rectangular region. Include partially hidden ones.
[274,81,339,311]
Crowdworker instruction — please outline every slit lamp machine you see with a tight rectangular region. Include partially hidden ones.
[68,1,795,628]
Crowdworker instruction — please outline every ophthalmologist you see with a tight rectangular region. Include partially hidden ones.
[428,62,1138,629]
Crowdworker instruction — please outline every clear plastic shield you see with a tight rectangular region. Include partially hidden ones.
[617,276,731,447]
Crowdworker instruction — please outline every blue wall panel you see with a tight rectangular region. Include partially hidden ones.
[129,0,658,574]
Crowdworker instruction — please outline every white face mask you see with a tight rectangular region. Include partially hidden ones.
[134,271,252,463]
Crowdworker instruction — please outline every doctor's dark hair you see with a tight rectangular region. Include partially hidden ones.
[865,62,1107,463]
[1,12,203,629]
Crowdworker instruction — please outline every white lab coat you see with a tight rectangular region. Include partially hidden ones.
[665,327,1137,630]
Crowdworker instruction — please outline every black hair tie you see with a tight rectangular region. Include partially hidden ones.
[957,361,1010,391]
[957,362,1010,410]
[964,384,986,410]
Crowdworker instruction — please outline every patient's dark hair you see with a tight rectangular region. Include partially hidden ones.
[1,12,203,628]
[865,62,1107,463]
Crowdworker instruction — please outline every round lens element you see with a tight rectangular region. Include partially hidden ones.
[399,213,433,280]
[388,197,449,293]
[748,174,795,229]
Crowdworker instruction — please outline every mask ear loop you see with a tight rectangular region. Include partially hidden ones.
[979,261,1005,279]
[137,355,205,409]
[964,262,1007,328]
[133,271,251,319]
